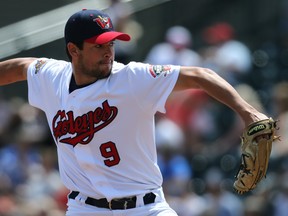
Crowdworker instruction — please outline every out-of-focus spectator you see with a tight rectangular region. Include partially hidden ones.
[0,191,18,216]
[14,147,68,216]
[18,148,63,200]
[202,167,244,216]
[164,90,210,131]
[155,116,185,150]
[106,0,143,63]
[155,118,206,216]
[209,83,266,157]
[0,138,42,188]
[145,25,203,66]
[201,22,252,86]
[167,180,208,216]
[271,172,288,216]
[0,102,49,188]
[163,90,217,156]
[243,195,267,216]
[271,81,288,158]
[0,97,26,150]
[155,117,192,194]
[0,101,66,216]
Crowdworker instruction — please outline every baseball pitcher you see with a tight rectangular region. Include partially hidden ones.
[0,9,278,216]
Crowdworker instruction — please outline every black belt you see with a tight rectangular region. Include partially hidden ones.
[68,191,156,210]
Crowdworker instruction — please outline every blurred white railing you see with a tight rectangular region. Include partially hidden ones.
[0,0,170,59]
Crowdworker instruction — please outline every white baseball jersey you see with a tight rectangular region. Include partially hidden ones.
[27,58,180,201]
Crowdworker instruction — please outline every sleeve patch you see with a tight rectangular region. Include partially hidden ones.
[149,65,172,78]
[34,59,47,74]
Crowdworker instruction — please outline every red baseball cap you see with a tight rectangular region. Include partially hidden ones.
[64,9,131,45]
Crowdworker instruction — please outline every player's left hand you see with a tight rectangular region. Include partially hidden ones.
[233,118,280,194]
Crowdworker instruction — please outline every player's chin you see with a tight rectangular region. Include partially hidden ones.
[98,66,112,79]
[100,65,112,75]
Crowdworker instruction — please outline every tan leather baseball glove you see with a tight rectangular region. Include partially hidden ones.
[233,118,280,194]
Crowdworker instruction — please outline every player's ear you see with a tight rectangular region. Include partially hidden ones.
[67,42,79,58]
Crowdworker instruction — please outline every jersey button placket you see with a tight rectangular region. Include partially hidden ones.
[69,92,77,110]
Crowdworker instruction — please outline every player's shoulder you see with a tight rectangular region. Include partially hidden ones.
[112,61,149,74]
[112,61,180,79]
[30,58,71,75]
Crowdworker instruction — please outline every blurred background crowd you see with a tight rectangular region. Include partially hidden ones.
[1,0,288,215]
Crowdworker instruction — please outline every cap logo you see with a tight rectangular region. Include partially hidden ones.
[94,15,112,29]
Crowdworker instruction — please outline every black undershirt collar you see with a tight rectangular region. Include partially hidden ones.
[69,74,94,93]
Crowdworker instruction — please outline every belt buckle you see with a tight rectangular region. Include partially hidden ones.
[109,199,128,210]
[123,200,128,209]
[108,200,112,210]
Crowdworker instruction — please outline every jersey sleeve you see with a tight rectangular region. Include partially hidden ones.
[26,58,69,111]
[127,62,180,114]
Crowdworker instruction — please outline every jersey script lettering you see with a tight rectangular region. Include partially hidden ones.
[52,100,118,146]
